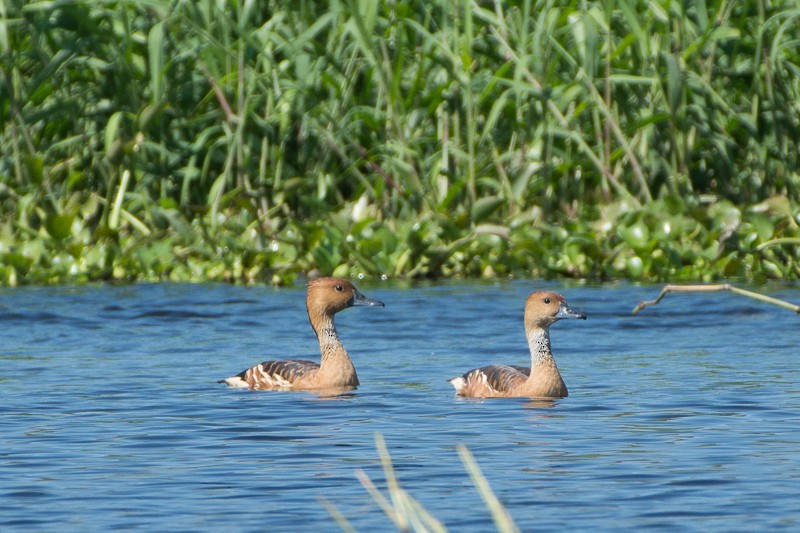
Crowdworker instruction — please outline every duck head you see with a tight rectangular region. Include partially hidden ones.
[307,277,385,316]
[524,290,586,331]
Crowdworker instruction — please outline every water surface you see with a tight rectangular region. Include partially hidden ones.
[2,281,799,531]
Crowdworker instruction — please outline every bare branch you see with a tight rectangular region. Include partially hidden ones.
[633,284,800,315]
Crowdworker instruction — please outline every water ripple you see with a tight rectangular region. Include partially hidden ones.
[1,282,799,531]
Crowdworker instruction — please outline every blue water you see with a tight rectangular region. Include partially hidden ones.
[2,281,799,531]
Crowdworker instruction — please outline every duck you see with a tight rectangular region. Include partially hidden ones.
[449,290,585,398]
[220,277,384,391]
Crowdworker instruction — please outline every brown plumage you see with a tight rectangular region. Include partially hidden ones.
[220,277,384,391]
[449,290,586,398]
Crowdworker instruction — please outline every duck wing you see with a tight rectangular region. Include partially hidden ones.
[449,364,529,397]
[507,365,531,377]
[220,359,320,390]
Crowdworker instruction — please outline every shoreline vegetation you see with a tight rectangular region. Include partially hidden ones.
[1,1,799,286]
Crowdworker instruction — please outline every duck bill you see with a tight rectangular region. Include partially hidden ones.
[352,290,385,307]
[556,303,586,320]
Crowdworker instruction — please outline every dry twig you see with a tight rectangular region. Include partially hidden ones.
[633,284,800,315]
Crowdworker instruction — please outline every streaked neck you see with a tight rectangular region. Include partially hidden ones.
[526,327,553,367]
[314,317,351,367]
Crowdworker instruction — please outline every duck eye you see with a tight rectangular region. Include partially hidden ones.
[335,285,344,292]
[543,297,551,304]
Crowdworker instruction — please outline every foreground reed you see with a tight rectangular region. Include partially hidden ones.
[323,434,519,533]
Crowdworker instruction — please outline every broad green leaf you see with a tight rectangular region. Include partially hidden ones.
[46,212,75,241]
[471,196,504,222]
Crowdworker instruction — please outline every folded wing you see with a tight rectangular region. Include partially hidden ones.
[221,359,319,390]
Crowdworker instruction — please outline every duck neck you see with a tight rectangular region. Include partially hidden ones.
[312,314,355,372]
[526,327,554,368]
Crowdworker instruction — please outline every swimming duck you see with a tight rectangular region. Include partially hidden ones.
[220,277,384,391]
[449,290,585,398]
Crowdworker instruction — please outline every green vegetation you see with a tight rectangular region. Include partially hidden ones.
[1,0,799,285]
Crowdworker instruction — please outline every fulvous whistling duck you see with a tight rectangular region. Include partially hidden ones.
[449,290,585,398]
[220,277,384,391]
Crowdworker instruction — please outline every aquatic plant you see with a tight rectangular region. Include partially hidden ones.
[1,1,799,284]
[323,434,519,533]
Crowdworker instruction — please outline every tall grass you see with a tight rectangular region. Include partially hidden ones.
[1,0,799,284]
[323,434,519,532]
